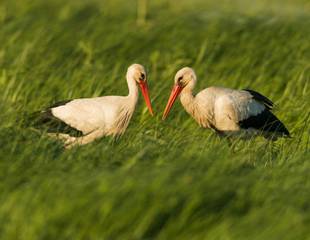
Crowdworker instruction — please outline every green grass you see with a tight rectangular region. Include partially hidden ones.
[0,0,309,239]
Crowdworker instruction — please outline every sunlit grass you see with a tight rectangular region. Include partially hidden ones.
[0,0,309,239]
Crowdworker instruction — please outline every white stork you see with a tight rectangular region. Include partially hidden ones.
[31,64,154,148]
[162,67,290,140]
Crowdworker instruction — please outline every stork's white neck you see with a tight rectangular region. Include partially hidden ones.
[181,89,206,126]
[180,89,195,114]
[126,75,139,103]
[180,88,213,128]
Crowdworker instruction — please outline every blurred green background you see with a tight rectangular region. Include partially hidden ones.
[0,0,309,239]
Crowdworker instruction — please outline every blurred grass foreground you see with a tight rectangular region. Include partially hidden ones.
[0,0,309,239]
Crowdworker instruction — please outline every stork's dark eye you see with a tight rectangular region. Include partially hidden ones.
[140,73,145,81]
[178,76,183,82]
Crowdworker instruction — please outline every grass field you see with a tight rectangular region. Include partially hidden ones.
[0,0,309,239]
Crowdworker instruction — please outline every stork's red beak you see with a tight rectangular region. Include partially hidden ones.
[162,84,183,120]
[139,80,154,116]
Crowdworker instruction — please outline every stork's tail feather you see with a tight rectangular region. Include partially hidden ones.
[22,110,50,127]
[22,100,73,128]
[265,112,290,137]
[24,109,83,137]
[239,109,290,138]
[19,110,42,128]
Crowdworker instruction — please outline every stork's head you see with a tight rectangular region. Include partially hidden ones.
[174,67,197,90]
[162,67,197,120]
[127,64,154,116]
[127,64,147,83]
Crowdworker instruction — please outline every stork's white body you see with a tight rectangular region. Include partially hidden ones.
[50,94,137,147]
[52,97,124,135]
[33,64,153,148]
[180,87,266,137]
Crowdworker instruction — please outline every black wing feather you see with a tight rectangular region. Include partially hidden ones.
[48,99,73,108]
[239,108,290,137]
[28,100,84,137]
[243,89,274,110]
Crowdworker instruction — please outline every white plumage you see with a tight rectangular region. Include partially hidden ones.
[32,64,153,148]
[163,67,289,139]
[51,96,127,135]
